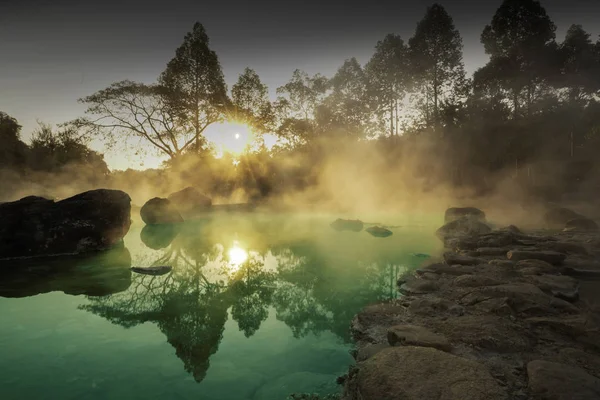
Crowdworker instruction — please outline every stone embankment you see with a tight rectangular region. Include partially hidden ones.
[343,208,600,400]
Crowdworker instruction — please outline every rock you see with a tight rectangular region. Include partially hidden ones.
[254,371,338,400]
[565,218,599,232]
[433,315,534,352]
[454,274,503,287]
[541,240,589,255]
[528,274,579,301]
[488,259,516,268]
[475,247,511,257]
[444,252,482,266]
[399,278,440,295]
[436,217,492,242]
[140,197,183,225]
[167,187,211,213]
[416,263,477,276]
[515,259,558,275]
[444,207,486,223]
[356,343,390,362]
[500,225,522,234]
[330,218,363,232]
[0,189,131,258]
[365,226,393,237]
[355,347,507,400]
[407,297,464,317]
[387,324,451,352]
[526,315,600,348]
[527,360,600,400]
[130,265,173,276]
[507,250,566,265]
[544,207,585,228]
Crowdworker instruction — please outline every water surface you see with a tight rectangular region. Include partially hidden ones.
[0,212,442,400]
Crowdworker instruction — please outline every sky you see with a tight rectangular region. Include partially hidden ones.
[1,0,599,170]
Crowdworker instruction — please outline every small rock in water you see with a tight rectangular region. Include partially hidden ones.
[411,253,430,258]
[140,198,183,225]
[130,265,172,276]
[444,207,486,223]
[366,226,393,237]
[330,218,364,232]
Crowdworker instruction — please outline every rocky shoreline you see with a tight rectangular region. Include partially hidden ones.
[341,211,600,399]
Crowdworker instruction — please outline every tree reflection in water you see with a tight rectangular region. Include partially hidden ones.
[80,214,437,383]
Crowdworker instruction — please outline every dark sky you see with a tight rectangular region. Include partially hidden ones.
[1,0,600,146]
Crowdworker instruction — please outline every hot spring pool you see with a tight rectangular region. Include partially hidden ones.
[0,212,443,400]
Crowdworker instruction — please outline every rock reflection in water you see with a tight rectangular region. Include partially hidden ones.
[80,215,435,384]
[0,244,132,298]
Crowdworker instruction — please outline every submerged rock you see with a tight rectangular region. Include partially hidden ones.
[355,347,507,400]
[444,207,486,223]
[0,189,131,258]
[140,224,180,249]
[330,218,363,232]
[365,226,393,237]
[131,265,172,276]
[140,197,183,225]
[167,187,212,214]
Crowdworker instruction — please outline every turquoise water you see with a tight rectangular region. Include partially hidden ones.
[0,212,442,400]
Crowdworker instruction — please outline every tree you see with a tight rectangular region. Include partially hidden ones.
[408,4,466,129]
[365,34,409,136]
[318,58,372,140]
[159,22,229,151]
[557,25,600,102]
[231,68,274,133]
[478,0,557,117]
[77,81,194,159]
[274,70,328,146]
[0,112,28,168]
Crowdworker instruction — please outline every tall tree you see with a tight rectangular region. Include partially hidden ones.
[231,68,274,133]
[478,0,557,117]
[274,70,328,146]
[365,34,408,136]
[0,112,27,167]
[408,4,466,129]
[318,58,372,140]
[159,22,229,151]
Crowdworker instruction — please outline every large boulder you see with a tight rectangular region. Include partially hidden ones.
[444,207,486,223]
[167,187,212,214]
[564,217,599,232]
[543,207,585,228]
[140,197,183,225]
[436,216,492,242]
[0,189,131,259]
[527,360,600,400]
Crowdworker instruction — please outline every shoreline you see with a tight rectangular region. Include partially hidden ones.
[341,223,600,399]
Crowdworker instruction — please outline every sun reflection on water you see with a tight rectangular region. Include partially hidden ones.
[228,242,248,270]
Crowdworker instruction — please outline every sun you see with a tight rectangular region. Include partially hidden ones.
[228,242,248,268]
[204,121,253,158]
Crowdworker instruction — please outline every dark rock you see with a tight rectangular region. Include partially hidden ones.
[507,250,566,265]
[330,218,363,232]
[526,315,600,348]
[500,225,522,234]
[167,187,211,213]
[0,189,131,258]
[544,207,585,228]
[436,217,492,242]
[365,226,393,237]
[489,259,516,268]
[541,240,589,255]
[527,360,600,400]
[515,259,558,275]
[444,207,486,223]
[528,274,579,302]
[355,347,507,400]
[140,197,183,225]
[444,252,482,266]
[476,247,511,257]
[565,218,599,232]
[416,263,477,276]
[387,324,451,352]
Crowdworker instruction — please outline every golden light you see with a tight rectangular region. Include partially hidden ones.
[235,133,240,139]
[205,121,253,158]
[228,242,248,268]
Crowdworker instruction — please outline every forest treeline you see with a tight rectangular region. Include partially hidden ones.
[2,0,600,205]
